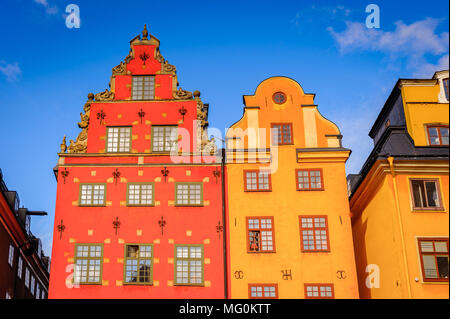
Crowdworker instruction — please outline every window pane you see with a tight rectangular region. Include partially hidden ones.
[437,256,449,279]
[422,255,438,278]
[411,180,426,208]
[425,181,439,207]
[434,241,448,253]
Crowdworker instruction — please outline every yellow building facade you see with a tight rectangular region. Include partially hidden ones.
[348,70,449,299]
[225,77,359,299]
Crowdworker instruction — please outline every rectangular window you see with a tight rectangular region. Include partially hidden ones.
[25,268,30,289]
[418,238,449,282]
[296,169,324,190]
[444,78,449,101]
[127,183,155,206]
[17,256,23,279]
[299,216,330,252]
[124,244,153,285]
[41,290,46,299]
[8,244,14,267]
[30,275,35,295]
[247,217,275,253]
[305,284,334,299]
[36,284,40,300]
[106,126,132,152]
[79,183,106,206]
[174,245,204,286]
[410,179,442,210]
[74,244,103,284]
[132,76,155,100]
[244,170,271,191]
[271,123,293,145]
[427,125,449,146]
[175,183,203,206]
[152,126,178,152]
[249,284,278,299]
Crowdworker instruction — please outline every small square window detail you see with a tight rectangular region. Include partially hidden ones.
[247,217,275,253]
[8,244,14,267]
[127,183,154,206]
[305,284,334,299]
[296,169,323,191]
[25,268,30,289]
[271,123,292,145]
[132,76,155,100]
[17,256,23,279]
[79,184,106,206]
[410,179,443,210]
[244,170,271,191]
[443,78,449,101]
[174,245,204,286]
[249,284,278,299]
[30,275,35,295]
[124,244,153,285]
[106,127,132,153]
[74,244,103,284]
[418,238,449,282]
[175,183,203,206]
[427,125,449,146]
[299,216,330,252]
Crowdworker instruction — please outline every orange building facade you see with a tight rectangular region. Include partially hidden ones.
[48,26,226,299]
[224,77,359,298]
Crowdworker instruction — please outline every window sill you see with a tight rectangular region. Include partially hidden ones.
[411,208,446,213]
[78,205,107,207]
[420,280,449,285]
[173,283,205,287]
[301,250,331,253]
[247,251,276,254]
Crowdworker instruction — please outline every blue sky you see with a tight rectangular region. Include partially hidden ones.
[0,0,448,257]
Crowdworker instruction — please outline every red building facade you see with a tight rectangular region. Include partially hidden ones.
[49,26,225,299]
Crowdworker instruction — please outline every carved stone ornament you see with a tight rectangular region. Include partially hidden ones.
[68,128,88,153]
[200,132,217,155]
[173,87,193,100]
[162,60,176,73]
[60,135,67,153]
[112,61,126,76]
[196,99,208,127]
[124,50,133,64]
[94,89,115,101]
[155,48,164,63]
[62,94,93,154]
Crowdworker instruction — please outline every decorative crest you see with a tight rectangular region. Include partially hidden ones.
[142,24,148,40]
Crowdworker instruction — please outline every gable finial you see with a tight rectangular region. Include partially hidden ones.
[142,24,148,40]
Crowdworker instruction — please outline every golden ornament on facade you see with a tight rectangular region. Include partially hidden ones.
[162,61,176,73]
[94,89,115,101]
[173,87,193,100]
[112,62,126,76]
[60,135,67,153]
[68,128,88,153]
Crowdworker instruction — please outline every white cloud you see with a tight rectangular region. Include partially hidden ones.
[33,0,58,15]
[327,18,449,76]
[413,53,449,78]
[0,61,22,82]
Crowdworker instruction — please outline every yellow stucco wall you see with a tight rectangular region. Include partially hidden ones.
[351,161,449,299]
[401,79,449,146]
[351,72,449,299]
[225,77,359,298]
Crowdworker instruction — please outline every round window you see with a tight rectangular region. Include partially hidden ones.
[273,92,287,104]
